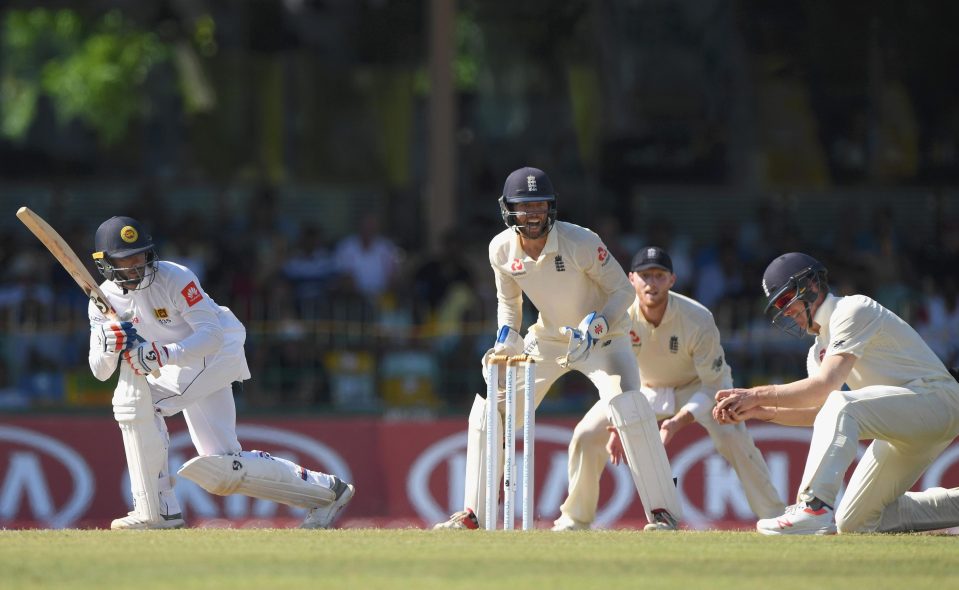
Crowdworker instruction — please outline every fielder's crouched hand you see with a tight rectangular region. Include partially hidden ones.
[123,342,170,376]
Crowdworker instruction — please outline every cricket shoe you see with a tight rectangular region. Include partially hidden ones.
[111,512,186,530]
[432,508,480,530]
[757,500,836,535]
[300,476,355,529]
[551,515,590,531]
[643,508,679,531]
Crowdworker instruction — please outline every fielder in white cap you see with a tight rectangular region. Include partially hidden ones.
[434,167,682,531]
[715,252,959,534]
[554,246,784,530]
[89,215,354,530]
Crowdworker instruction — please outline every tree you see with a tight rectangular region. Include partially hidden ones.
[1,8,169,146]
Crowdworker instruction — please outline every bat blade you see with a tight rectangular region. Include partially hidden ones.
[16,206,117,320]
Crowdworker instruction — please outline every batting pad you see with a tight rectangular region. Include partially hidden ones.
[113,364,165,523]
[178,453,335,509]
[607,391,683,522]
[463,394,504,529]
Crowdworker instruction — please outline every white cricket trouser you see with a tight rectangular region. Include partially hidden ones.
[696,417,784,519]
[562,395,783,524]
[149,355,248,455]
[489,333,640,428]
[798,378,959,533]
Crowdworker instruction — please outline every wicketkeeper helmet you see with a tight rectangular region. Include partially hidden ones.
[498,166,557,237]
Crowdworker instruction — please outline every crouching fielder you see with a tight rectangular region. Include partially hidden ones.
[88,216,354,530]
[715,253,959,535]
[433,167,681,531]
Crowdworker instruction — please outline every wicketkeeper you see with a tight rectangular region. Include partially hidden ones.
[88,216,354,529]
[433,167,682,531]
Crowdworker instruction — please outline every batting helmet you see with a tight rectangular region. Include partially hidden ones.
[498,166,557,238]
[762,252,828,337]
[92,216,158,290]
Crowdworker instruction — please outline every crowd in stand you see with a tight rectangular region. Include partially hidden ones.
[1,189,957,415]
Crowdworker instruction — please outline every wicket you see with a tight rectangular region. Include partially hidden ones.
[485,354,536,530]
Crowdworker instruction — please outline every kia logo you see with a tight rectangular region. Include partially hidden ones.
[0,425,94,528]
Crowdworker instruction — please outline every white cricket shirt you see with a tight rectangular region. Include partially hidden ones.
[808,293,956,388]
[628,291,733,393]
[488,221,633,341]
[88,261,246,381]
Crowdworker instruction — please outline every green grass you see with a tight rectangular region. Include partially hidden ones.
[2,529,957,590]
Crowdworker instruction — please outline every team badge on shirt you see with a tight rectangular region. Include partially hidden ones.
[181,281,204,307]
[153,308,172,325]
[597,246,610,267]
[711,355,724,372]
[554,255,565,272]
[669,335,679,353]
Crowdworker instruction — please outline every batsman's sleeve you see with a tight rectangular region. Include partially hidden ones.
[491,255,523,332]
[163,269,224,365]
[164,307,224,366]
[87,303,119,381]
[690,319,733,394]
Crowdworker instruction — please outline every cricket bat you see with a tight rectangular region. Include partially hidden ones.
[17,207,160,377]
[17,206,118,319]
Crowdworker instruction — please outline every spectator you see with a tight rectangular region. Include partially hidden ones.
[333,212,401,300]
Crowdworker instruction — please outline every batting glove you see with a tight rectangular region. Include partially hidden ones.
[97,321,142,353]
[122,342,170,376]
[559,312,609,368]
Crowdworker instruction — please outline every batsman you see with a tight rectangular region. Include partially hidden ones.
[87,216,354,529]
[434,167,682,531]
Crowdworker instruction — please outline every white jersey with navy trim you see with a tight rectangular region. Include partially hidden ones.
[88,261,249,389]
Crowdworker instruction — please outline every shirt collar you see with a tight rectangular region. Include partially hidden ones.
[812,293,839,334]
[635,292,674,327]
[508,225,559,260]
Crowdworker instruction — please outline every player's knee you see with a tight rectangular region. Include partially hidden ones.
[834,512,857,534]
[834,506,877,534]
[814,392,850,424]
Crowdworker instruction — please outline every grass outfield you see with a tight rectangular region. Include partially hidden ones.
[2,529,957,590]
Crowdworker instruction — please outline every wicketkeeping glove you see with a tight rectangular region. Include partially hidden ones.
[122,342,170,376]
[97,321,142,353]
[558,312,609,368]
[481,326,524,387]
